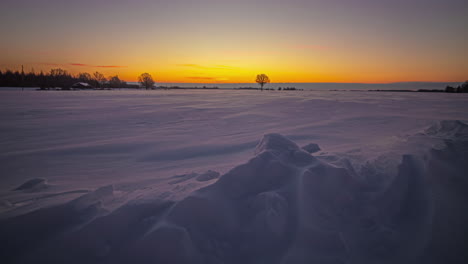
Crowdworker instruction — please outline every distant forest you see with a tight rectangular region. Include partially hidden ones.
[1,68,467,93]
[444,82,468,93]
[0,68,138,89]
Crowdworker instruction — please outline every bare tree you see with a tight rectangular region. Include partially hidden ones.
[21,65,24,91]
[78,72,92,83]
[93,71,107,88]
[50,68,68,77]
[108,75,126,89]
[138,73,155,89]
[256,74,270,91]
[462,80,468,93]
[50,68,72,89]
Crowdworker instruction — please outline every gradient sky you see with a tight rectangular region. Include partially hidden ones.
[1,0,467,83]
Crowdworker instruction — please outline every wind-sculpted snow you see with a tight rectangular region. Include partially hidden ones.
[424,120,468,139]
[1,123,467,264]
[302,143,321,153]
[13,178,48,192]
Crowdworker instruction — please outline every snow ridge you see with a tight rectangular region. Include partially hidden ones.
[1,121,468,263]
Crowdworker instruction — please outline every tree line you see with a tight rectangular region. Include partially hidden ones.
[0,68,141,90]
[445,81,468,93]
[0,68,268,90]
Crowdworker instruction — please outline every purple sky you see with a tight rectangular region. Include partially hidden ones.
[1,0,467,82]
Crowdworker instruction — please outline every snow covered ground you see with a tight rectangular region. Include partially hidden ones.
[0,89,467,263]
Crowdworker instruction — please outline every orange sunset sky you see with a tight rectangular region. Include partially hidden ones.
[1,0,467,83]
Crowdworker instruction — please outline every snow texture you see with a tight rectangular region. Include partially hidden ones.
[0,90,467,263]
[13,178,48,192]
[302,143,321,153]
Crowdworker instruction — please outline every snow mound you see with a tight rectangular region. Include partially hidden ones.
[1,130,468,263]
[254,133,300,155]
[71,185,114,211]
[169,170,220,184]
[196,170,220,182]
[302,143,321,153]
[13,178,48,192]
[425,120,468,139]
[0,186,115,263]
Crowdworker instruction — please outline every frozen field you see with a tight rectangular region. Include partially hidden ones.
[0,89,467,263]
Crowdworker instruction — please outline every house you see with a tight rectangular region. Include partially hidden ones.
[71,82,93,89]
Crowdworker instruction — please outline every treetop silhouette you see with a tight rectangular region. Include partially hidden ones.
[256,74,270,91]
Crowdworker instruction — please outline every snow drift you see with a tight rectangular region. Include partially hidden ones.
[1,121,468,264]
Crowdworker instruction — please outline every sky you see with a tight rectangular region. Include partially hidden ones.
[0,0,467,83]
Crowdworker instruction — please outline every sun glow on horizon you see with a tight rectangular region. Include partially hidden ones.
[1,0,466,84]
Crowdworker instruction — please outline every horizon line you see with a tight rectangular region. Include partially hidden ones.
[128,81,466,85]
[0,68,464,85]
